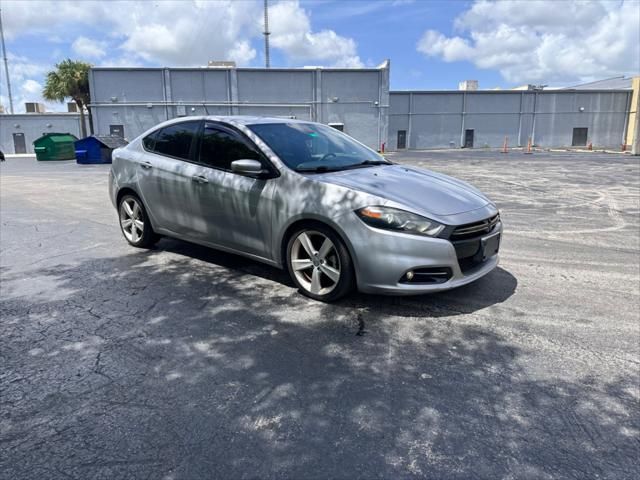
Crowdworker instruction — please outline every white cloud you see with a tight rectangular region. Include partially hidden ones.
[0,54,60,112]
[21,79,42,95]
[1,1,98,40]
[418,31,473,63]
[417,0,640,84]
[3,53,48,80]
[117,8,257,67]
[228,41,257,65]
[3,0,361,68]
[16,78,60,112]
[99,54,145,68]
[0,0,366,110]
[269,1,364,67]
[72,37,107,59]
[98,1,261,66]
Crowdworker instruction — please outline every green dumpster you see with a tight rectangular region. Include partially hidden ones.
[33,133,78,161]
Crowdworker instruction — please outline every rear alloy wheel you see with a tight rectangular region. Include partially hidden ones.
[287,227,354,302]
[118,194,158,248]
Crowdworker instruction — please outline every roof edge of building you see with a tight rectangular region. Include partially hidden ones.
[389,89,632,94]
[90,64,388,73]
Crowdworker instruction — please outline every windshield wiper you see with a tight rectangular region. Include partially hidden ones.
[339,159,392,170]
[357,159,391,166]
[295,165,336,173]
[296,160,391,173]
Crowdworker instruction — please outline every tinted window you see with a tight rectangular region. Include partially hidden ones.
[248,123,386,172]
[199,126,261,170]
[153,121,200,160]
[142,131,156,150]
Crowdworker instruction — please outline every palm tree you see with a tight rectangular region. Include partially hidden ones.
[42,59,93,137]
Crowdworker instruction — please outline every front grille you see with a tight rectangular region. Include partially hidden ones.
[450,214,500,241]
[448,213,501,273]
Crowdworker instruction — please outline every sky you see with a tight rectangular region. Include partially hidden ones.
[1,0,639,113]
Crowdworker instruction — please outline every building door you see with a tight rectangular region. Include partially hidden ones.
[464,129,474,148]
[110,125,124,138]
[13,133,26,154]
[397,130,407,149]
[572,128,588,146]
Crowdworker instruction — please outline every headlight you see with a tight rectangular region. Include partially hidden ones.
[355,206,445,237]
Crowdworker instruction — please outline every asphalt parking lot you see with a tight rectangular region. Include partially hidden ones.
[1,150,639,479]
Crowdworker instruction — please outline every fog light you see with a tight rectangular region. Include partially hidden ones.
[406,271,414,281]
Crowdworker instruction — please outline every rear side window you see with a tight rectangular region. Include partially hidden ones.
[142,131,156,151]
[152,121,200,160]
[199,126,262,170]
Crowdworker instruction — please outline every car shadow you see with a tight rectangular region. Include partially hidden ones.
[2,242,635,479]
[155,236,517,318]
[334,266,517,318]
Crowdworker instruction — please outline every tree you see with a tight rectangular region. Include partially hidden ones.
[42,59,93,137]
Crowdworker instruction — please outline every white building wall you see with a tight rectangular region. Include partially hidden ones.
[0,114,83,154]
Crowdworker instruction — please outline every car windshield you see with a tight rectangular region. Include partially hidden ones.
[247,122,389,172]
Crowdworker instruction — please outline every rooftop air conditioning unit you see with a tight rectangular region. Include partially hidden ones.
[458,80,479,91]
[25,102,46,113]
[207,61,236,68]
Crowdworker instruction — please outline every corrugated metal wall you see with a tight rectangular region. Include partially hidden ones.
[0,114,82,154]
[3,69,630,155]
[89,65,390,150]
[389,90,632,150]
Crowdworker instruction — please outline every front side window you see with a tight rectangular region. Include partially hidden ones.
[199,126,261,170]
[248,122,388,173]
[152,121,200,160]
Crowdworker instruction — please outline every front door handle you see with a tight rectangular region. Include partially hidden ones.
[140,161,153,169]
[191,175,208,184]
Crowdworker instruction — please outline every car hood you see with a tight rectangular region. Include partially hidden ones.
[316,164,491,216]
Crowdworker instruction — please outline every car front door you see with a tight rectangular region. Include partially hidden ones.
[194,123,277,259]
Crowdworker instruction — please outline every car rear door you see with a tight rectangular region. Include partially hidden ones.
[136,120,203,235]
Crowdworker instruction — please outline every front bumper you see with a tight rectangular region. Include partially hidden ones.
[342,212,502,295]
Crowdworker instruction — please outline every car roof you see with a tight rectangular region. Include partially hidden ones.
[164,115,313,127]
[135,115,317,143]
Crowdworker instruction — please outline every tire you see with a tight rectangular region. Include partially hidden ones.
[286,224,355,302]
[118,194,159,248]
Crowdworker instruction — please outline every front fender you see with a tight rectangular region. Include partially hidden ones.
[272,211,362,278]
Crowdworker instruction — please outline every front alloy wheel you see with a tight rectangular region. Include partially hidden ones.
[287,227,354,302]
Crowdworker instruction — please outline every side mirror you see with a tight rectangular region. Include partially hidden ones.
[231,159,268,177]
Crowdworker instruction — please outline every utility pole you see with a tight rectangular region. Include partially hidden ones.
[263,0,271,68]
[632,78,640,155]
[0,7,14,113]
[530,84,547,146]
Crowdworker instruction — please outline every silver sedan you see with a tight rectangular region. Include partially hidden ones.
[109,116,502,302]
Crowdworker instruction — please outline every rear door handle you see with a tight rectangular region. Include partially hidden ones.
[191,175,208,184]
[140,161,153,169]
